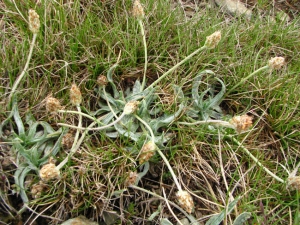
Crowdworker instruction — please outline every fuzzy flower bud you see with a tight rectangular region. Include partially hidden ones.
[61,132,75,149]
[70,84,82,106]
[229,114,253,133]
[31,181,47,199]
[204,31,221,49]
[39,163,60,181]
[268,57,285,70]
[139,141,156,164]
[132,0,144,19]
[176,190,194,214]
[46,97,62,112]
[97,75,108,86]
[287,176,300,191]
[125,171,138,187]
[29,9,40,33]
[124,100,139,115]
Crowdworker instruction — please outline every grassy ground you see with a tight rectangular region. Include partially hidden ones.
[1,0,300,224]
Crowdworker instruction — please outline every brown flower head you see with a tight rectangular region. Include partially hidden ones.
[139,141,156,164]
[70,84,82,106]
[125,171,138,187]
[204,31,221,49]
[97,75,108,86]
[29,9,40,33]
[39,163,60,181]
[268,57,285,70]
[229,114,253,133]
[176,190,194,214]
[287,176,300,191]
[132,0,144,19]
[46,97,61,112]
[61,132,75,149]
[31,181,47,199]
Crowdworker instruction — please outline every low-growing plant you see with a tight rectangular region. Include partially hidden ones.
[0,98,64,204]
[2,1,298,224]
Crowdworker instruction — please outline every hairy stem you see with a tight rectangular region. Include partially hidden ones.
[56,113,98,170]
[57,112,125,131]
[57,109,101,124]
[135,115,182,191]
[134,114,155,143]
[146,45,207,90]
[230,136,284,183]
[8,33,37,104]
[226,65,269,96]
[139,19,148,91]
[178,119,235,129]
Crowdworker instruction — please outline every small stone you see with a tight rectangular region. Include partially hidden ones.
[215,0,252,19]
[60,216,98,225]
[177,218,190,225]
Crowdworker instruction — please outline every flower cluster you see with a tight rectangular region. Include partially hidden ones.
[70,84,82,106]
[61,132,75,149]
[29,9,40,33]
[287,176,300,191]
[39,163,60,181]
[268,57,285,70]
[204,31,221,49]
[176,190,194,214]
[97,75,108,86]
[46,97,61,112]
[31,181,47,199]
[124,100,139,115]
[125,171,138,187]
[139,141,156,164]
[229,115,253,133]
[132,0,144,19]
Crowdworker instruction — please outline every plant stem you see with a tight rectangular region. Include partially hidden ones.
[229,136,284,183]
[57,112,126,131]
[8,33,37,104]
[178,119,235,129]
[134,115,182,191]
[146,45,207,90]
[226,65,269,96]
[139,19,148,91]
[57,109,101,124]
[134,114,155,143]
[56,114,97,170]
[156,147,183,191]
[71,105,82,150]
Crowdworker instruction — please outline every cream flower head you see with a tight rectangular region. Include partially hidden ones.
[124,100,139,115]
[176,190,194,214]
[70,84,82,106]
[39,163,60,181]
[204,31,221,49]
[132,0,144,19]
[268,57,285,70]
[29,9,40,33]
[229,114,253,133]
[139,141,156,164]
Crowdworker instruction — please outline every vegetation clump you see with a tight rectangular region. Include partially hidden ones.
[0,1,299,224]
